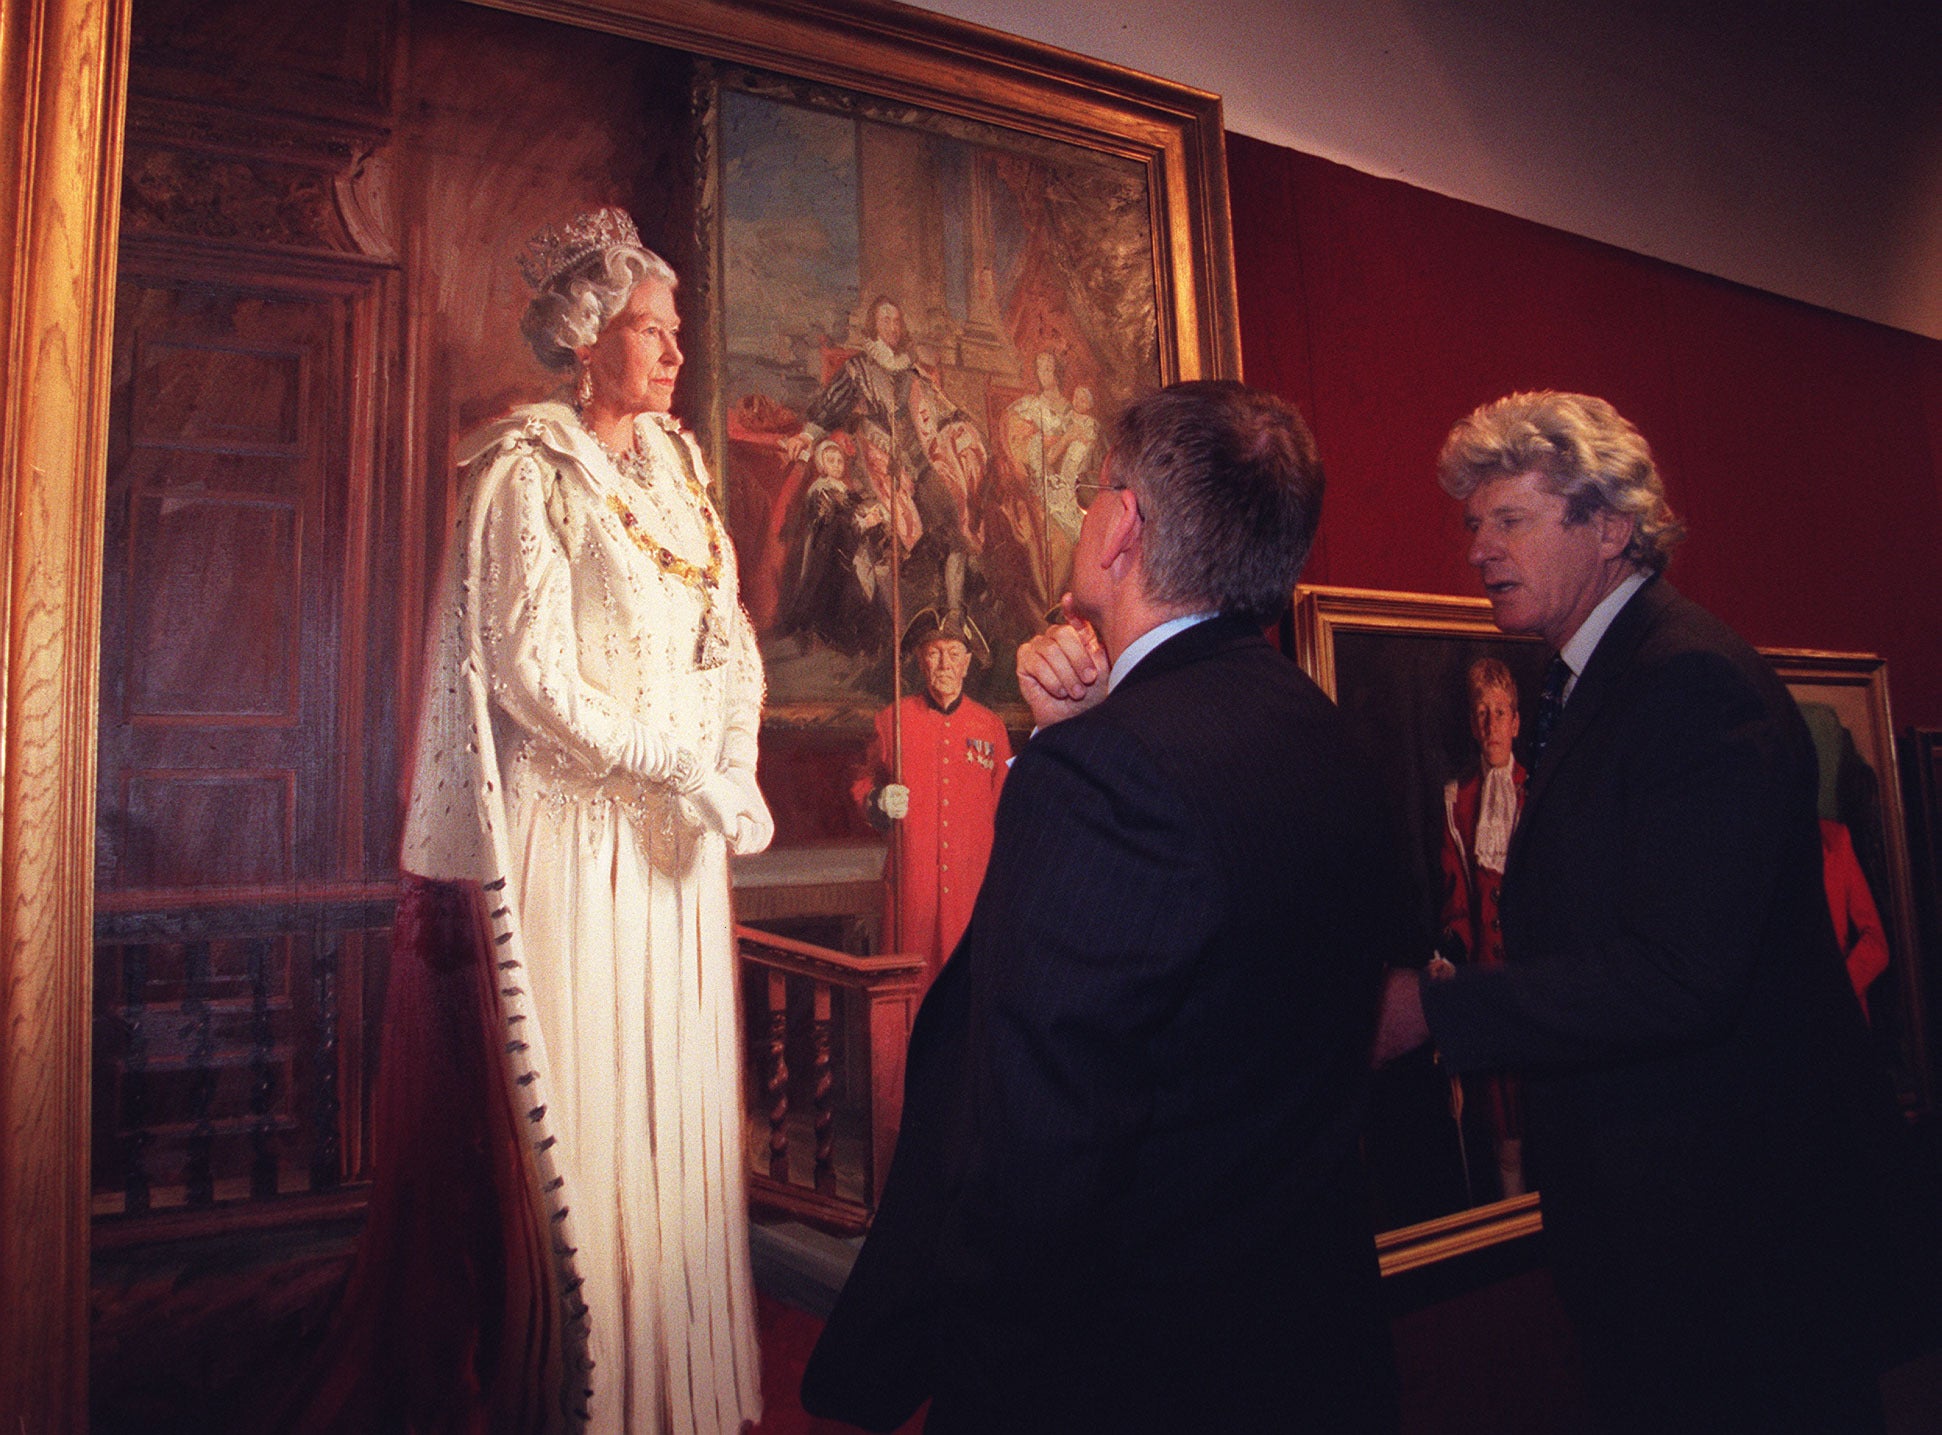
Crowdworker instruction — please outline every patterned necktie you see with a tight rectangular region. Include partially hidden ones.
[1532,655,1570,761]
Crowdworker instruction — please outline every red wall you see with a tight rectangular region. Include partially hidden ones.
[1228,136,1942,1426]
[1228,134,1942,728]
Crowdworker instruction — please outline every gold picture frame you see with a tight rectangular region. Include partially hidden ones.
[0,0,1240,1423]
[1764,648,1930,1109]
[1294,585,1551,1273]
[695,43,1224,725]
[1295,586,1934,1277]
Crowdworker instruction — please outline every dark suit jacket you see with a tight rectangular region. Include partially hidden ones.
[803,614,1413,1434]
[1420,578,1907,1429]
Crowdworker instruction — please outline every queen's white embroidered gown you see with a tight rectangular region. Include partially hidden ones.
[402,400,765,1434]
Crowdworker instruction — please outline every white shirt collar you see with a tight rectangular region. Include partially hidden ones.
[1557,571,1649,697]
[1109,612,1218,692]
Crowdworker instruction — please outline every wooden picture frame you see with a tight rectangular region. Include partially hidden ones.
[1294,586,1935,1277]
[703,56,1201,724]
[1292,586,1548,1274]
[1766,649,1930,1108]
[0,0,1239,1424]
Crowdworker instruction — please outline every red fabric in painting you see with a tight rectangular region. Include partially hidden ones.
[266,877,556,1435]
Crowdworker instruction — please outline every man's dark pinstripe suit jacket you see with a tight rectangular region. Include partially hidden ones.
[804,612,1417,1434]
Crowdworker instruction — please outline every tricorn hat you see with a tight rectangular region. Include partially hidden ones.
[900,606,990,667]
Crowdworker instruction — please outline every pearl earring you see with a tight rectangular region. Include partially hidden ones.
[575,365,594,411]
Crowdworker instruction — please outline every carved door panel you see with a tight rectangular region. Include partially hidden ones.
[101,277,347,893]
[93,252,396,1216]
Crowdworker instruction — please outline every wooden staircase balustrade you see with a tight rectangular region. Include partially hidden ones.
[736,925,925,1235]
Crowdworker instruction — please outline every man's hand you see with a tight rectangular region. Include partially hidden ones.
[1016,597,1108,729]
[1372,966,1432,1066]
[878,783,910,821]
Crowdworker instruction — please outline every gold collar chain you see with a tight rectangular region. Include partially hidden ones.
[589,420,726,595]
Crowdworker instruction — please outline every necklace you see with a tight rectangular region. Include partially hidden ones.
[592,431,654,487]
[579,411,731,668]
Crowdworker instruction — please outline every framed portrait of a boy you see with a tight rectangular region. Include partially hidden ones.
[1295,584,1935,1276]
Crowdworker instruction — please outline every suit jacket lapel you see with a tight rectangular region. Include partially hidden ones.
[1512,576,1673,862]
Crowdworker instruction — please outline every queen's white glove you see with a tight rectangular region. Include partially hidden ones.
[622,723,703,792]
[724,767,775,855]
[687,770,775,855]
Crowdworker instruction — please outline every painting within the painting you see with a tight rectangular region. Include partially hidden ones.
[713,77,1162,721]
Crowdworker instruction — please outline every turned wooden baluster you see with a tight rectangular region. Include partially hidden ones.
[182,940,216,1207]
[121,944,153,1215]
[310,935,342,1191]
[766,969,790,1181]
[248,936,278,1199]
[812,983,835,1194]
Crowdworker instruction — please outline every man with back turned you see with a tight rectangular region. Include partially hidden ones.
[1378,390,1907,1434]
[803,380,1411,1432]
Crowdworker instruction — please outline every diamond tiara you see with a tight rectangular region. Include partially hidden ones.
[519,207,644,291]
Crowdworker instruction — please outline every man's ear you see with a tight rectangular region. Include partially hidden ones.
[1596,507,1637,561]
[1099,487,1143,572]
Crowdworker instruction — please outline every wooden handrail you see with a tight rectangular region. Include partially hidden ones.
[735,925,924,1233]
[734,923,924,983]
